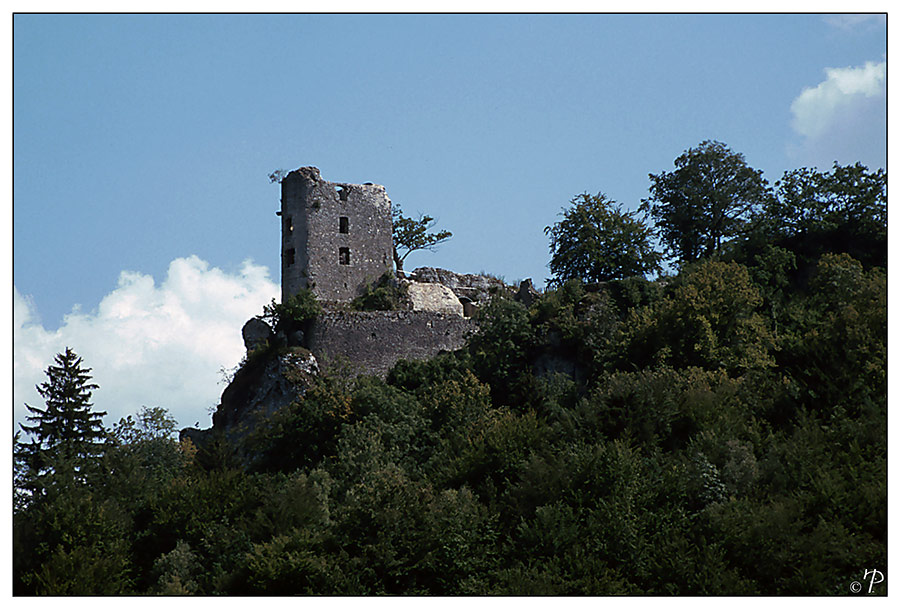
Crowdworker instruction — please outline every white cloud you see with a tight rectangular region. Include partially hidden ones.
[791,61,885,139]
[788,60,886,169]
[14,256,279,433]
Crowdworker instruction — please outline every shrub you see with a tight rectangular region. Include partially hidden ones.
[351,272,408,311]
[259,289,321,333]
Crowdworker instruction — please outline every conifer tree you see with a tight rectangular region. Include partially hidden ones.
[17,348,107,483]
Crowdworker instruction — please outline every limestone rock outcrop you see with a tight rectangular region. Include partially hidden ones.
[402,280,464,316]
[242,317,273,353]
[180,348,318,452]
[407,267,514,317]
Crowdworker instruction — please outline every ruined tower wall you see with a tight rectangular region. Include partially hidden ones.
[281,167,393,303]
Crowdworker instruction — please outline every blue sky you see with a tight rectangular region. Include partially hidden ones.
[12,13,887,430]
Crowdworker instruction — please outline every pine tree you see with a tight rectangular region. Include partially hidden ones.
[17,348,107,491]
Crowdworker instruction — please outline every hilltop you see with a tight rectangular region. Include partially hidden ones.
[14,150,886,595]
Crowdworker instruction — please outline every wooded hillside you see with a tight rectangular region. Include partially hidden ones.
[14,143,886,595]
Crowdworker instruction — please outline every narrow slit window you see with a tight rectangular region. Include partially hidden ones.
[285,248,295,266]
[336,186,349,201]
[339,216,349,233]
[286,216,293,235]
[339,247,351,265]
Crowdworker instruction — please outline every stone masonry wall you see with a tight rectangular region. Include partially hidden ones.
[306,310,473,377]
[281,167,393,303]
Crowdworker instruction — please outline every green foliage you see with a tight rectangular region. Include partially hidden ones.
[19,347,106,465]
[708,405,886,594]
[545,192,662,284]
[529,279,620,377]
[103,406,193,507]
[386,350,475,393]
[149,540,202,594]
[738,243,797,334]
[327,378,434,485]
[27,536,134,595]
[331,465,499,594]
[467,296,536,406]
[604,274,666,314]
[244,376,352,473]
[259,289,321,333]
[767,162,886,271]
[14,150,886,595]
[392,204,453,272]
[642,140,774,264]
[14,472,134,594]
[16,348,107,508]
[236,528,348,595]
[111,405,178,444]
[446,408,550,507]
[619,260,774,373]
[351,271,408,311]
[778,253,886,415]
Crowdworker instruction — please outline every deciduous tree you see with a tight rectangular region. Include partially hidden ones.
[642,141,773,264]
[546,192,661,284]
[767,162,886,270]
[392,205,452,272]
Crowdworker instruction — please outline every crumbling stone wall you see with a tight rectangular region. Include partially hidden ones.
[280,167,393,303]
[306,310,473,377]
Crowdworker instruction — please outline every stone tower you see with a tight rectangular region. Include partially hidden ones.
[280,167,393,303]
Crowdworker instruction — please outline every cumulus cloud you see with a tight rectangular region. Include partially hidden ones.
[788,60,886,169]
[14,256,279,432]
[791,61,885,139]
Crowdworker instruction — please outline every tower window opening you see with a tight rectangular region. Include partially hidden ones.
[286,216,293,235]
[336,186,349,201]
[339,216,349,233]
[339,247,351,265]
[286,248,295,266]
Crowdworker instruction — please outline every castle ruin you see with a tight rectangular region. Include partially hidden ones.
[278,167,486,377]
[279,166,394,304]
[183,167,521,448]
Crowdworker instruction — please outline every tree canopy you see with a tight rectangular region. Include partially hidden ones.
[392,205,452,272]
[642,140,773,264]
[545,192,662,284]
[13,147,886,596]
[766,162,886,270]
[18,347,106,467]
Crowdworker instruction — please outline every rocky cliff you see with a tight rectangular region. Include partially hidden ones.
[180,347,318,454]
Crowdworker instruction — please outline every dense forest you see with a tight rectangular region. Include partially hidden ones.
[13,142,886,595]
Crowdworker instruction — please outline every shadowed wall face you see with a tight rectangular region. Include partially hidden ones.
[307,310,472,377]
